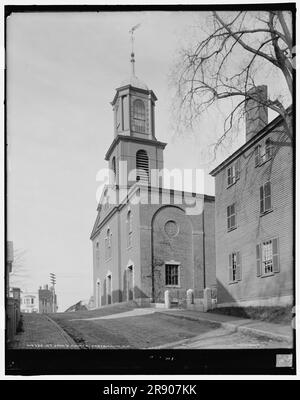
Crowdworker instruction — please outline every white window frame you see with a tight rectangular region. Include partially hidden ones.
[262,240,273,275]
[260,181,272,215]
[227,159,240,187]
[227,203,237,231]
[256,238,280,278]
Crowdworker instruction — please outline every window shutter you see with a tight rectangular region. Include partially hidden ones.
[256,244,262,277]
[235,159,240,180]
[232,204,236,228]
[260,186,264,213]
[136,150,149,183]
[272,238,280,273]
[227,206,230,230]
[254,146,260,166]
[236,251,242,281]
[264,182,272,211]
[228,254,233,282]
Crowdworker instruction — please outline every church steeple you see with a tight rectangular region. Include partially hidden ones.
[130,51,135,76]
[111,27,157,140]
[106,29,166,190]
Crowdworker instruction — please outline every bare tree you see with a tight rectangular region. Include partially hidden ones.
[172,11,294,154]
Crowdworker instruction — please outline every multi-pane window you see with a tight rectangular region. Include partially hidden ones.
[262,240,273,274]
[127,210,133,248]
[133,99,146,133]
[256,238,279,277]
[165,264,179,286]
[228,252,241,282]
[260,181,272,214]
[136,149,149,183]
[227,203,236,231]
[227,159,240,187]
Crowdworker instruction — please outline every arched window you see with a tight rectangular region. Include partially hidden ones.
[112,157,116,184]
[127,210,133,248]
[133,99,146,133]
[103,188,109,211]
[105,228,112,260]
[136,149,149,183]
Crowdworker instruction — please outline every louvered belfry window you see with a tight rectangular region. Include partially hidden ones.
[133,99,146,133]
[136,149,149,183]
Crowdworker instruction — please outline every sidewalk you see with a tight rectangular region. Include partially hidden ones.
[8,313,78,349]
[157,308,293,345]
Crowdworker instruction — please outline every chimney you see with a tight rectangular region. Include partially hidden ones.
[245,85,268,141]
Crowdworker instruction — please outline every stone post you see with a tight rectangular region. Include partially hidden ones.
[164,290,171,309]
[186,289,194,306]
[203,287,212,312]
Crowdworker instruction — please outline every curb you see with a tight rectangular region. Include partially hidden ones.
[45,315,79,348]
[159,311,293,345]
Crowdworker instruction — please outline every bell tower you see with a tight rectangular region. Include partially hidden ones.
[105,44,166,191]
[111,52,157,140]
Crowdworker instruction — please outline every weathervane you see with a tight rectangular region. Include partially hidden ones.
[129,23,141,76]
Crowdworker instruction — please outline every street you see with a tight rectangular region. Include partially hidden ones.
[10,304,290,349]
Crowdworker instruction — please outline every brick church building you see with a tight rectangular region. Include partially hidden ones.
[90,53,215,308]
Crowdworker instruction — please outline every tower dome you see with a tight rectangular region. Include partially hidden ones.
[119,74,148,91]
[118,51,148,90]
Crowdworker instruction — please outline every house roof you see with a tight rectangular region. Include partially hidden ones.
[209,108,292,177]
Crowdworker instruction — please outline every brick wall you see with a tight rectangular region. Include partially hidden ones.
[93,185,216,307]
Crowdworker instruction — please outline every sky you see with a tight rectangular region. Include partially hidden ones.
[6,10,290,311]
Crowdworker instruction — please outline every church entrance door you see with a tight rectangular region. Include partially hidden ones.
[96,280,101,308]
[127,266,134,301]
[107,275,112,305]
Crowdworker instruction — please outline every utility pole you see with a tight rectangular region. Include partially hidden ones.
[50,273,56,313]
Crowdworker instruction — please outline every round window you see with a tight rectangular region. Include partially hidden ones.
[164,220,179,237]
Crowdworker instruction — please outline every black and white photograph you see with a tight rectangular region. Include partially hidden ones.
[4,3,296,376]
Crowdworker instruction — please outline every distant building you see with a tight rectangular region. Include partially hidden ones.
[9,287,21,301]
[38,284,57,313]
[20,291,39,313]
[210,86,293,308]
[6,241,14,297]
